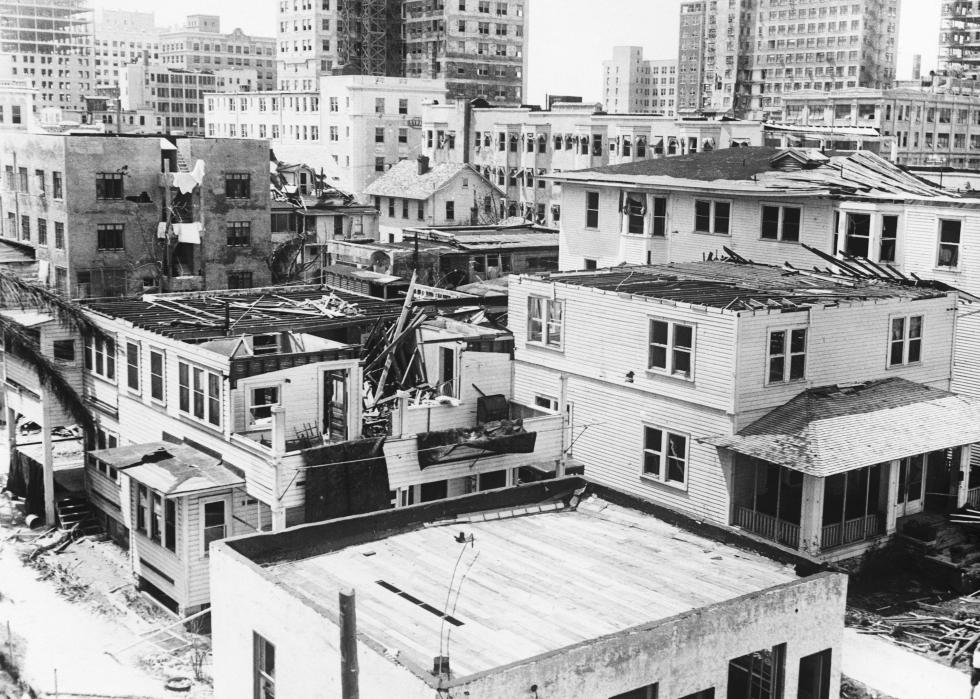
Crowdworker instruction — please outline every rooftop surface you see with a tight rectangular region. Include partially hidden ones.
[559,146,949,199]
[263,496,797,678]
[83,286,400,342]
[365,161,496,200]
[706,378,980,476]
[533,261,952,312]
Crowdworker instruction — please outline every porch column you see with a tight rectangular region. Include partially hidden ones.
[957,445,972,509]
[885,459,901,534]
[799,474,824,556]
[39,390,56,527]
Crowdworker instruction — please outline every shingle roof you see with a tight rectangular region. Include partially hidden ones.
[703,378,980,476]
[364,161,499,200]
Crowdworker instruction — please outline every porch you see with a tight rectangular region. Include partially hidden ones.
[708,379,980,560]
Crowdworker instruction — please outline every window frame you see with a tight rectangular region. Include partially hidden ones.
[526,296,565,350]
[888,314,923,368]
[149,348,166,403]
[253,632,276,699]
[126,341,140,393]
[647,318,696,380]
[95,172,124,200]
[224,172,251,199]
[177,360,222,427]
[585,190,600,229]
[84,335,116,382]
[937,218,962,269]
[96,223,125,251]
[694,199,732,235]
[766,326,808,385]
[641,425,689,490]
[247,383,282,427]
[760,204,802,243]
[226,221,252,247]
[201,496,229,556]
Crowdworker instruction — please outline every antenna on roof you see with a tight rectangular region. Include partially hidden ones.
[436,532,479,688]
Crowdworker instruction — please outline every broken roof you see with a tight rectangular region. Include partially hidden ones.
[531,260,952,312]
[704,379,980,477]
[89,442,244,497]
[83,286,401,342]
[364,160,501,200]
[556,146,950,200]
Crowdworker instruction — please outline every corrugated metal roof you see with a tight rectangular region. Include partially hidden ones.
[703,378,980,477]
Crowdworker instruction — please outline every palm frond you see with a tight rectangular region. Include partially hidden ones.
[0,269,104,340]
[0,315,94,435]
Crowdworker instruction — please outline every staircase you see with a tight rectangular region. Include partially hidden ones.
[175,151,191,173]
[56,496,101,536]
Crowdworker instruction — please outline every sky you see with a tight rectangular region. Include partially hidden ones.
[96,0,942,105]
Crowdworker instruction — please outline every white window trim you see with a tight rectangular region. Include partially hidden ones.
[647,318,696,381]
[246,382,283,428]
[936,217,963,270]
[85,335,117,384]
[621,190,648,236]
[887,313,924,368]
[125,339,141,395]
[759,203,803,243]
[200,494,231,558]
[148,347,166,406]
[533,394,559,413]
[584,190,600,229]
[765,326,808,385]
[640,424,690,491]
[693,198,732,236]
[177,360,223,429]
[527,296,565,350]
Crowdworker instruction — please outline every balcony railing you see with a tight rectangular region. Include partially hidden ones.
[822,513,882,550]
[733,506,800,549]
[969,487,980,508]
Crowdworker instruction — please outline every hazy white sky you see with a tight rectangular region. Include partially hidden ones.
[95,0,942,104]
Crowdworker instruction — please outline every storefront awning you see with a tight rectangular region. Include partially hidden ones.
[702,378,980,477]
[88,442,244,497]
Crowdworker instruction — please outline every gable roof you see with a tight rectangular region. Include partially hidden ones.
[703,378,980,477]
[364,160,501,200]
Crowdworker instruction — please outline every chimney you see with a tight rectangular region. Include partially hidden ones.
[417,155,430,176]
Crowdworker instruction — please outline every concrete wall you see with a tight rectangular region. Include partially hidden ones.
[210,539,846,699]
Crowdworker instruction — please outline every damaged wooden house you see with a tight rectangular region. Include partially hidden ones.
[3,282,564,615]
[509,259,980,562]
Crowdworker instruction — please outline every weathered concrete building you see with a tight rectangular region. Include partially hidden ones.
[0,132,273,297]
[211,478,847,698]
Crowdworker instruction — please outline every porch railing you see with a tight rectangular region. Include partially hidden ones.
[822,513,882,550]
[734,506,800,550]
[968,487,980,508]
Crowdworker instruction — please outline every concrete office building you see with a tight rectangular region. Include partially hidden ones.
[0,0,93,113]
[161,15,276,92]
[677,0,899,120]
[941,0,980,79]
[91,8,161,93]
[601,46,676,115]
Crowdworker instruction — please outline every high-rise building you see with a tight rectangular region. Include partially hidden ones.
[92,8,161,94]
[276,0,402,92]
[0,0,93,113]
[276,0,527,104]
[161,15,276,92]
[601,46,676,115]
[940,0,980,79]
[677,0,899,120]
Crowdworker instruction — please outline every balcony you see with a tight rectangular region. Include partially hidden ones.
[733,506,800,550]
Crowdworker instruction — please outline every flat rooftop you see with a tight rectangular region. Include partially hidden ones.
[533,260,953,311]
[262,495,797,678]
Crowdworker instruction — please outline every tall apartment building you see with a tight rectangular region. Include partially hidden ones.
[161,15,276,92]
[276,0,527,103]
[601,46,676,115]
[205,75,447,197]
[940,0,980,79]
[92,8,160,94]
[677,0,899,120]
[276,0,401,91]
[0,0,93,113]
[402,0,527,103]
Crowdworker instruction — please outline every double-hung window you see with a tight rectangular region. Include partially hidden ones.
[767,328,807,384]
[585,191,599,228]
[178,361,221,426]
[527,296,564,348]
[149,349,165,402]
[889,315,923,367]
[760,205,801,242]
[938,219,961,268]
[126,342,140,392]
[879,215,899,263]
[253,633,276,699]
[249,386,280,426]
[651,197,667,236]
[844,212,871,257]
[642,426,688,488]
[624,192,646,234]
[85,336,116,381]
[648,319,694,379]
[694,199,731,234]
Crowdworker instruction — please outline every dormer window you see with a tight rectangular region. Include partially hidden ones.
[252,335,279,355]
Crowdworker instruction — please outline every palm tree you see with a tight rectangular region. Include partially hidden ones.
[0,270,98,434]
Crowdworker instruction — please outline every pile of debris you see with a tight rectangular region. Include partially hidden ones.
[850,597,980,666]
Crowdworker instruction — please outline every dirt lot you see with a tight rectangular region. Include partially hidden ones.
[0,486,212,698]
